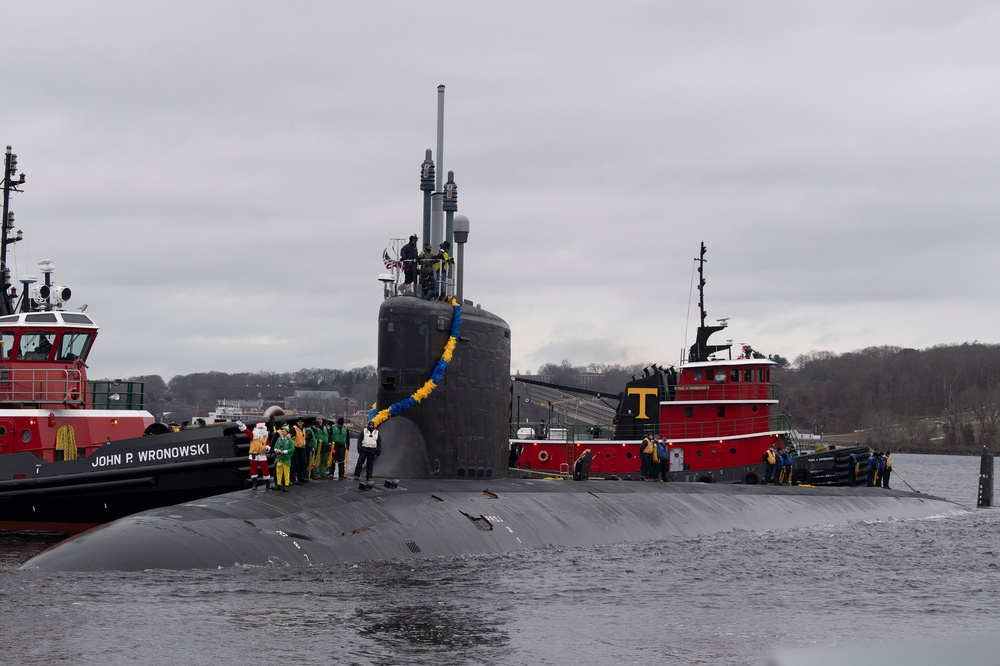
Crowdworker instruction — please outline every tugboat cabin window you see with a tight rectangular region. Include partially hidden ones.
[730,369,740,382]
[57,332,94,362]
[24,313,58,323]
[717,406,726,418]
[21,332,56,360]
[693,369,702,381]
[0,332,14,360]
[743,369,753,382]
[61,313,95,325]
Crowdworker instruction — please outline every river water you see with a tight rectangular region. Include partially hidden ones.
[1,453,997,665]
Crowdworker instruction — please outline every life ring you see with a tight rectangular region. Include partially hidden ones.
[537,450,550,463]
[793,468,811,485]
[67,383,80,402]
[743,472,760,485]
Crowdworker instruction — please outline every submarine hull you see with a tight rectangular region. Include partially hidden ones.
[22,479,962,571]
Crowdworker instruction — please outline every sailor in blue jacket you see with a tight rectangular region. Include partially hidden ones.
[779,448,794,485]
[656,438,670,481]
[866,451,879,487]
[875,451,887,487]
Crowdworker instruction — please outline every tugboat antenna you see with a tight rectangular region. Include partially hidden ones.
[1,146,27,317]
[697,242,708,330]
[687,242,731,363]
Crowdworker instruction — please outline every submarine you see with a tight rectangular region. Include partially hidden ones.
[21,89,965,572]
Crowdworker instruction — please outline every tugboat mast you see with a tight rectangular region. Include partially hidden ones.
[687,242,731,363]
[1,145,26,317]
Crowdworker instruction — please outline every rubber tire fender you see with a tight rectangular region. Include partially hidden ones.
[143,422,172,436]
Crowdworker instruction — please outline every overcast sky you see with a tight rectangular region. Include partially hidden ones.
[5,2,1000,381]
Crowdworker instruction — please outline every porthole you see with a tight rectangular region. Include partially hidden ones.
[21,429,32,443]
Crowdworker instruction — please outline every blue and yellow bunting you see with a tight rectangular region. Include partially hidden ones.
[369,297,462,426]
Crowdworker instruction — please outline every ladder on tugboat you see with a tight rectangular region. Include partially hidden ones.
[780,431,800,455]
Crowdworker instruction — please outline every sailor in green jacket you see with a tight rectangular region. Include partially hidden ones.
[329,417,350,479]
[310,416,332,480]
[272,427,294,491]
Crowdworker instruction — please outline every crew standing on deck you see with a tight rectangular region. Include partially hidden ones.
[329,417,350,479]
[509,441,523,468]
[640,434,655,480]
[763,444,778,485]
[400,234,419,293]
[656,437,670,481]
[290,417,310,484]
[417,243,435,298]
[866,450,879,487]
[310,416,332,480]
[273,427,293,491]
[847,450,858,486]
[779,447,794,485]
[875,451,886,488]
[881,451,892,489]
[354,420,383,482]
[432,241,453,299]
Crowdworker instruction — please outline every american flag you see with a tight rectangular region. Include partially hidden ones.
[382,248,398,269]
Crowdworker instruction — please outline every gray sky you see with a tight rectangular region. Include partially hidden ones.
[6,2,1000,380]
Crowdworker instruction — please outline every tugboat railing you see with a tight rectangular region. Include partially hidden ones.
[0,368,85,405]
[0,370,146,410]
[511,414,791,443]
[667,383,780,402]
[88,379,146,411]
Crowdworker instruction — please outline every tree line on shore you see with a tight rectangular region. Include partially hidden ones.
[113,341,1000,455]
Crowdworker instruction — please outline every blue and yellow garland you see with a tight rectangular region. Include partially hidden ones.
[369,296,462,427]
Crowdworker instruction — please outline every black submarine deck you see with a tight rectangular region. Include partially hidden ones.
[22,477,962,572]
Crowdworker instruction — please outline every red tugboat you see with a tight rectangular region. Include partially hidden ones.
[0,146,309,532]
[510,243,861,484]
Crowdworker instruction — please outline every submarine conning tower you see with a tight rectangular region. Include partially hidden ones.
[373,296,511,480]
[370,85,511,481]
